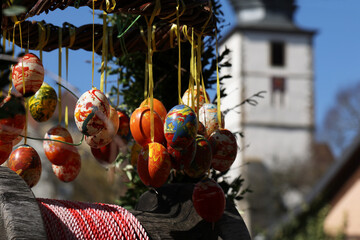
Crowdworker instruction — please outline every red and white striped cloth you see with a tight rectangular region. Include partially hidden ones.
[37,198,149,240]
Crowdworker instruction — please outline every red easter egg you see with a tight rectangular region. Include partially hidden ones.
[167,140,196,170]
[74,89,110,136]
[85,106,119,148]
[208,129,237,172]
[130,142,142,167]
[0,140,12,165]
[43,126,75,166]
[140,98,167,122]
[8,144,42,188]
[192,178,226,222]
[52,149,81,182]
[184,135,212,178]
[0,95,26,143]
[137,142,172,188]
[116,109,130,138]
[130,107,165,147]
[12,53,44,97]
[12,128,24,146]
[91,140,119,166]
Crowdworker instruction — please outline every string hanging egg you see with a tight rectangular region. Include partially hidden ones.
[52,149,81,182]
[208,129,237,172]
[130,106,165,147]
[0,95,26,143]
[43,126,75,166]
[164,104,198,151]
[29,82,57,122]
[137,142,172,188]
[192,178,226,222]
[12,53,44,97]
[85,106,119,148]
[8,144,42,188]
[74,89,110,136]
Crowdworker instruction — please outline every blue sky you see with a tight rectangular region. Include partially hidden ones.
[24,0,360,137]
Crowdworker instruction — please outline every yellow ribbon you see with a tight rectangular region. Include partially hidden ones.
[58,27,62,125]
[105,0,116,12]
[35,21,46,50]
[176,0,183,105]
[100,12,107,92]
[215,28,221,127]
[92,0,95,88]
[65,106,68,129]
[24,100,28,144]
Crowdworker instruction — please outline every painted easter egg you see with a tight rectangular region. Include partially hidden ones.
[199,103,225,137]
[0,95,25,143]
[0,141,12,165]
[116,109,130,138]
[52,149,81,182]
[12,127,24,146]
[130,142,142,167]
[164,105,198,151]
[130,107,165,147]
[192,178,226,222]
[167,140,196,170]
[29,82,57,122]
[12,53,44,97]
[74,89,110,136]
[8,144,42,188]
[182,86,209,113]
[137,142,172,188]
[43,126,75,166]
[184,135,212,178]
[140,98,167,122]
[85,106,119,148]
[91,140,119,166]
[208,129,237,172]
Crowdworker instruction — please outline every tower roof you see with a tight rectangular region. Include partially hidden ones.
[228,0,304,32]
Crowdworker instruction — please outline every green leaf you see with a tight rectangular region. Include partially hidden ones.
[3,5,27,16]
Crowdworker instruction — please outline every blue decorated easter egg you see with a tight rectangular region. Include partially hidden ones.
[164,105,198,151]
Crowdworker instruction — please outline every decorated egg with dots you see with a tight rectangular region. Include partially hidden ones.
[199,103,225,137]
[167,140,196,170]
[140,98,167,122]
[91,141,119,166]
[184,135,212,178]
[0,141,12,165]
[208,129,237,172]
[29,82,57,122]
[52,149,81,182]
[164,105,198,151]
[74,89,110,136]
[8,144,42,188]
[137,142,172,188]
[0,95,26,143]
[12,53,44,97]
[192,178,226,222]
[116,109,130,138]
[43,126,75,166]
[130,142,142,167]
[85,106,119,148]
[130,107,165,147]
[182,86,209,113]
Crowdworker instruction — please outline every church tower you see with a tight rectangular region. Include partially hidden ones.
[219,0,316,234]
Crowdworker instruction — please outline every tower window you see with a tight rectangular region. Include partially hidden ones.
[270,41,285,67]
[271,77,286,105]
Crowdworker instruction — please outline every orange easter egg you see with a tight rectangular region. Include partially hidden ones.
[140,98,167,122]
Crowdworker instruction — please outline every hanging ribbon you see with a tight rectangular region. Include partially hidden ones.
[91,0,95,89]
[176,0,183,105]
[58,27,62,125]
[144,0,161,143]
[215,28,222,127]
[188,28,195,111]
[100,12,107,92]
